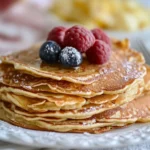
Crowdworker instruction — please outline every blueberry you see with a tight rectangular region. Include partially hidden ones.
[59,47,83,67]
[39,41,61,64]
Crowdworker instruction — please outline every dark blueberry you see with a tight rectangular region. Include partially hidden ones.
[59,47,83,67]
[39,41,61,64]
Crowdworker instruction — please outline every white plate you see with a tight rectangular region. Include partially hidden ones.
[1,121,150,149]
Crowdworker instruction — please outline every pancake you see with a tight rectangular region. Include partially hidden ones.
[0,62,146,98]
[0,90,149,133]
[0,79,142,120]
[71,126,126,134]
[0,92,85,111]
[144,65,150,90]
[0,77,143,115]
[95,92,150,123]
[95,68,150,123]
[0,39,145,85]
[0,111,124,134]
[0,86,86,110]
[0,91,119,112]
[0,101,127,133]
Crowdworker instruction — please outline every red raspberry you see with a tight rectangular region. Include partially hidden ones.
[86,40,111,64]
[91,28,111,47]
[64,25,95,53]
[47,26,67,47]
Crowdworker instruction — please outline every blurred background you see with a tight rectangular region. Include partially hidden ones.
[0,0,150,55]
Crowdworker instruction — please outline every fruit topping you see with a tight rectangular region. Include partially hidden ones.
[64,25,95,53]
[86,40,111,64]
[42,25,112,66]
[47,26,67,47]
[91,28,111,46]
[39,41,61,64]
[59,46,83,67]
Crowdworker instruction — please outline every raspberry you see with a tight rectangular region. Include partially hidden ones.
[47,26,67,47]
[64,25,95,53]
[91,28,111,47]
[86,40,111,64]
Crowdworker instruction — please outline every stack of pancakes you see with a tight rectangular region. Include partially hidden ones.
[0,39,150,133]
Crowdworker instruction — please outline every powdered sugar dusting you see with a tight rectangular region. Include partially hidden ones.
[60,46,82,67]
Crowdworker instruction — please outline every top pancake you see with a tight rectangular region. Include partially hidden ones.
[0,63,146,97]
[0,39,145,85]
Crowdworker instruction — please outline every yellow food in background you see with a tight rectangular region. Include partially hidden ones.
[50,0,150,31]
